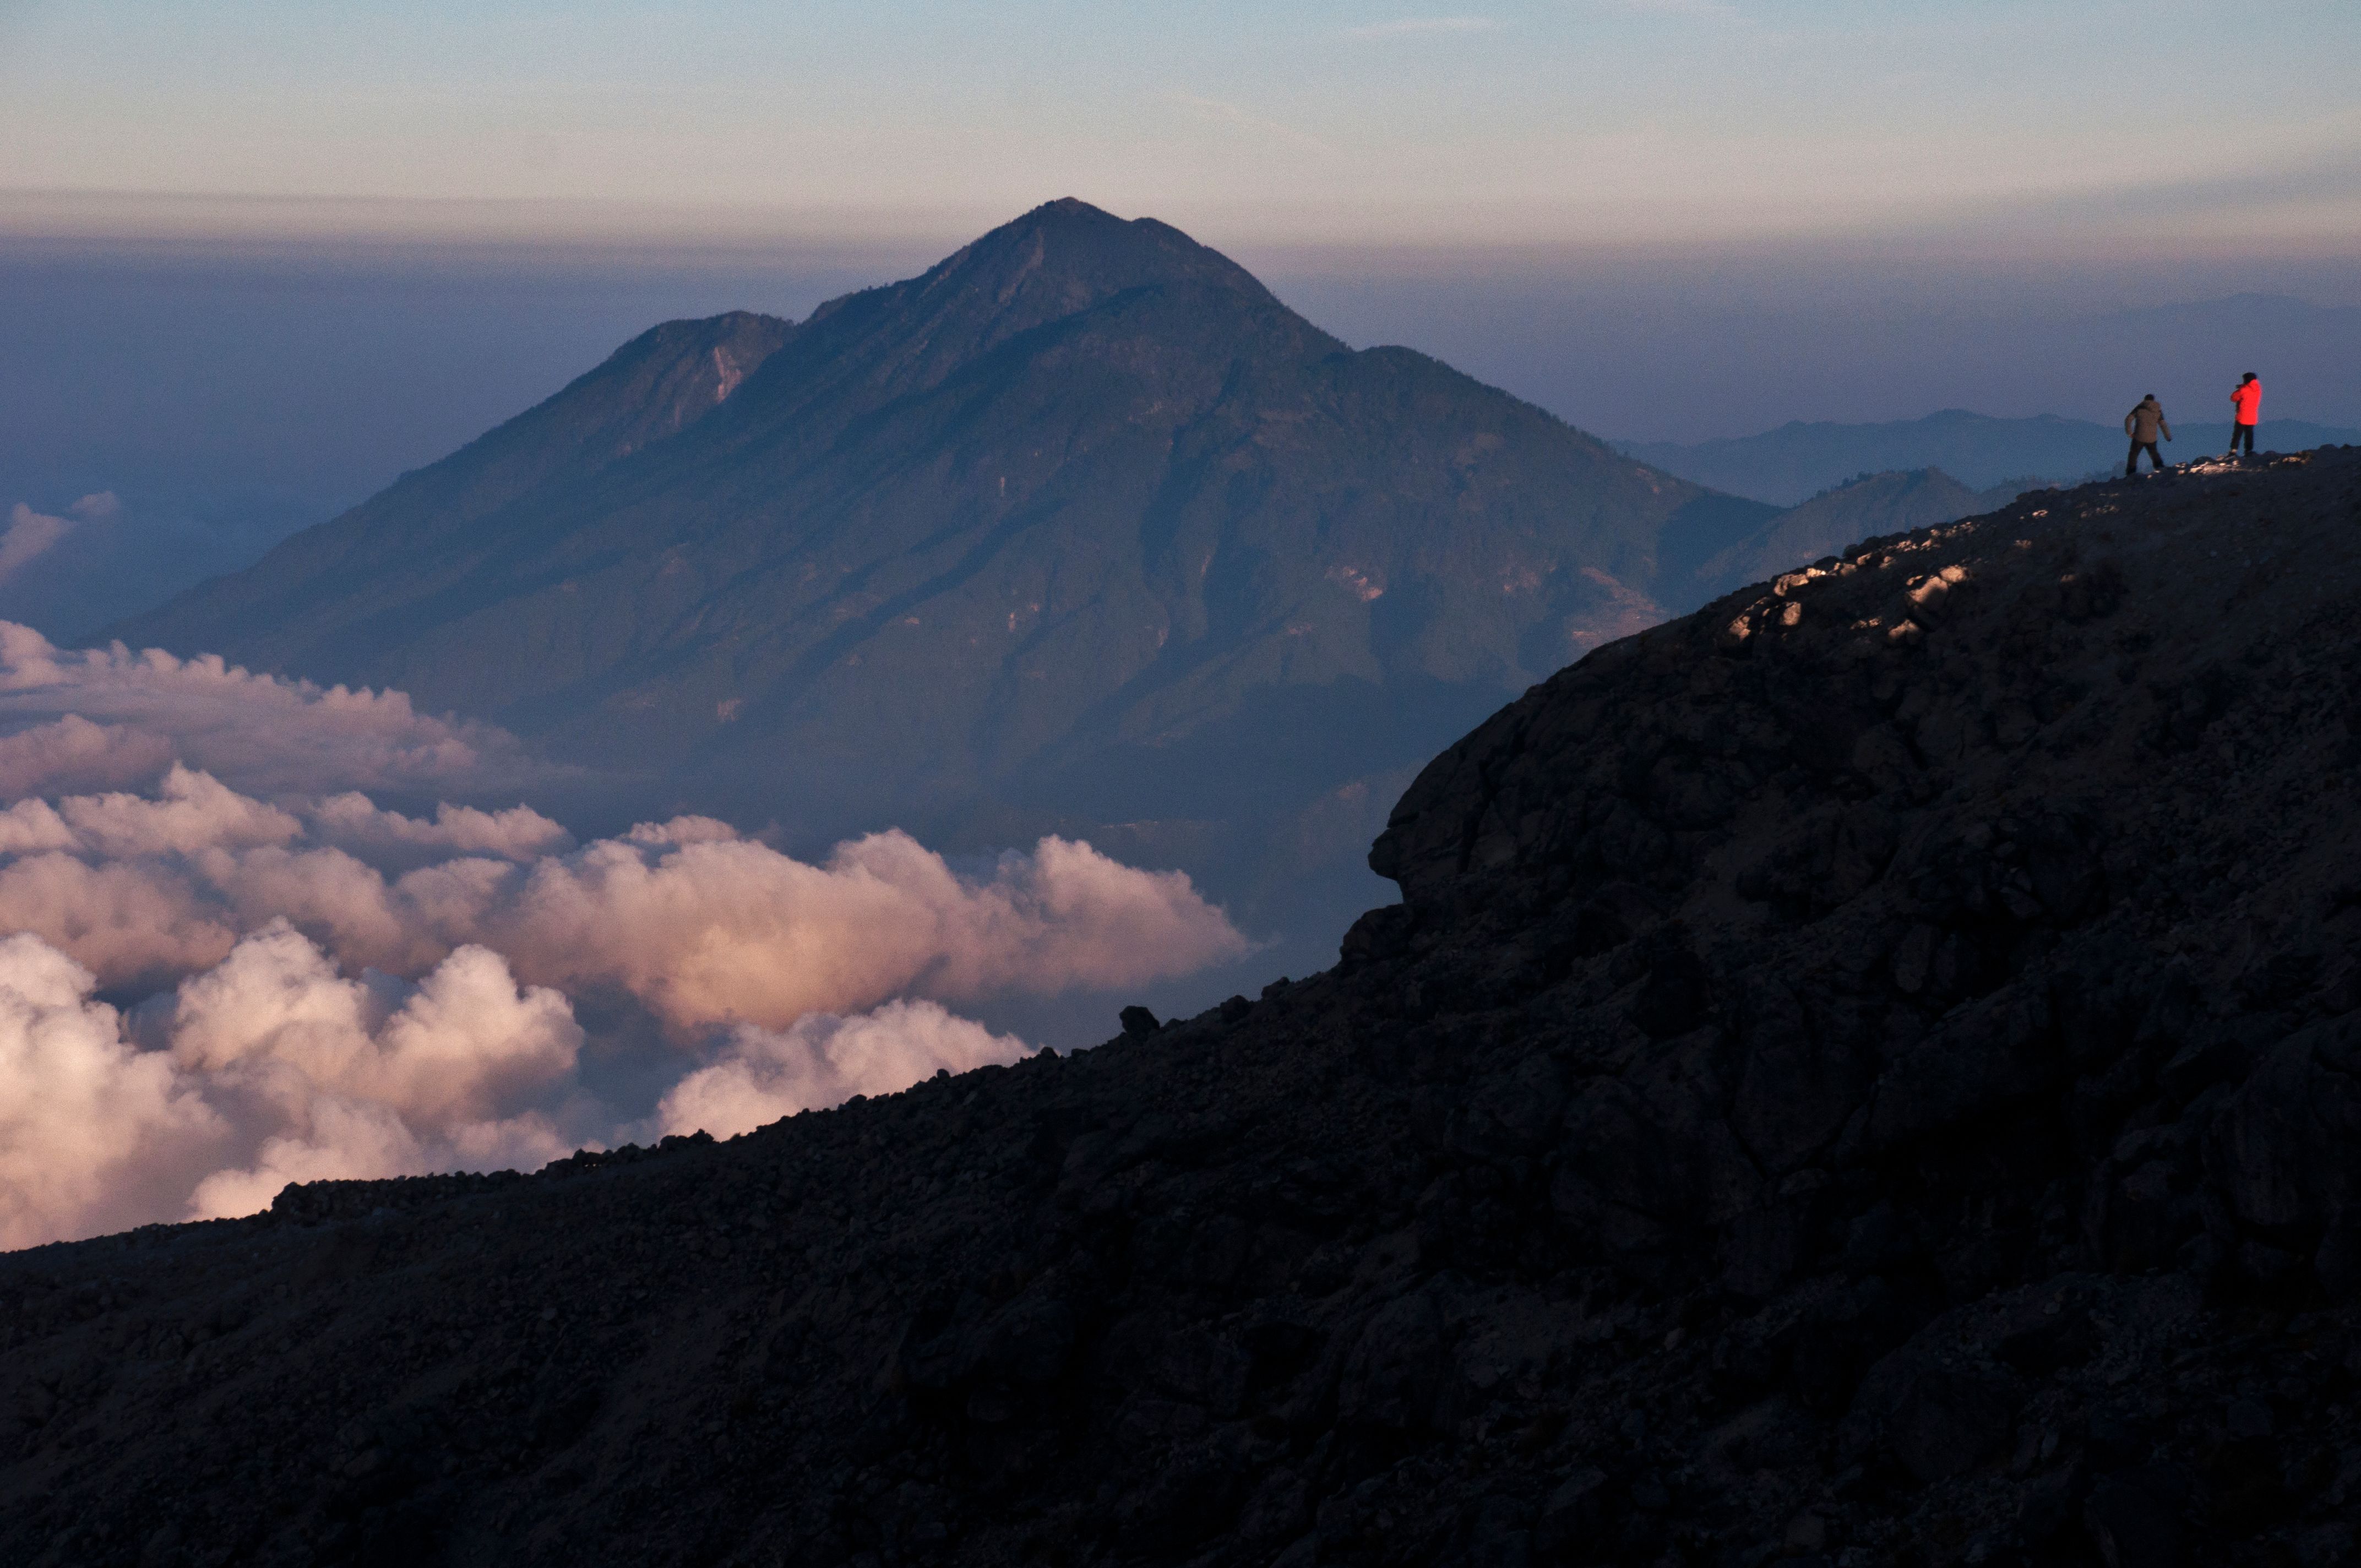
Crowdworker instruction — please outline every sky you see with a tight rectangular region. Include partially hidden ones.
[3,0,2359,257]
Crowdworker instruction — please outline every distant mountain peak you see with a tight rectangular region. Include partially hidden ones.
[921,197,1275,313]
[1014,195,1122,227]
[734,199,1290,420]
[111,204,1707,880]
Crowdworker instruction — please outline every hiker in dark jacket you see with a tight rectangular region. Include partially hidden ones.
[2124,394,2171,476]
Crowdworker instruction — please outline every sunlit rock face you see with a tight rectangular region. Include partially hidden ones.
[15,453,2361,1564]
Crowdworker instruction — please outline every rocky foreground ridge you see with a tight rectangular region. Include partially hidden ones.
[10,448,2361,1567]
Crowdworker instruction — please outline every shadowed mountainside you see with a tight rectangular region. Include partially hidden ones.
[114,201,1751,840]
[112,200,1772,988]
[13,449,2361,1566]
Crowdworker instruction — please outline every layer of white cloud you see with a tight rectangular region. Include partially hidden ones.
[657,1000,1028,1141]
[0,620,548,799]
[0,504,73,587]
[0,764,1247,1248]
[0,494,119,592]
[0,922,581,1248]
[0,933,226,1251]
[0,764,1247,1025]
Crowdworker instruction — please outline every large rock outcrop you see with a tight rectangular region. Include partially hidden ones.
[9,448,2361,1567]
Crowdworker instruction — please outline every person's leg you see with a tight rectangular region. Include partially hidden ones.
[2127,438,2140,478]
[2239,423,2256,456]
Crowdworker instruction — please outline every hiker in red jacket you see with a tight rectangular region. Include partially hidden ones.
[2124,394,2171,476]
[2227,373,2262,458]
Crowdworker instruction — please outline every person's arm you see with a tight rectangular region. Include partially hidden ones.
[2161,415,2172,442]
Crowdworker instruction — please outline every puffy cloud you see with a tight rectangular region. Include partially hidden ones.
[658,1000,1027,1141]
[0,914,1045,1246]
[0,919,585,1246]
[0,767,1249,1249]
[184,1098,432,1224]
[0,627,1250,1248]
[465,827,1249,1032]
[304,793,572,863]
[0,620,550,798]
[170,922,582,1221]
[0,934,225,1250]
[0,851,234,982]
[0,770,1248,1031]
[0,714,175,799]
[59,763,301,857]
[170,920,579,1126]
[0,499,92,587]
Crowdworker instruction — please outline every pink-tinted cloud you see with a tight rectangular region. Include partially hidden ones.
[0,919,587,1247]
[0,770,1248,1031]
[0,934,226,1249]
[304,792,573,862]
[0,620,550,798]
[657,999,1028,1140]
[462,827,1250,1032]
[0,768,1249,1248]
[0,714,175,799]
[0,497,106,587]
[0,614,1252,1249]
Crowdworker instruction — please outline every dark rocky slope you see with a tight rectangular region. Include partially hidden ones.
[13,449,2361,1568]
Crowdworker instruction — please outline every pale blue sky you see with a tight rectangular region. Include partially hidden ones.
[3,0,2357,254]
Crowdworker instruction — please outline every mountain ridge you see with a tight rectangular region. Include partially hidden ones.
[107,200,1762,988]
[115,202,1715,807]
[121,309,798,665]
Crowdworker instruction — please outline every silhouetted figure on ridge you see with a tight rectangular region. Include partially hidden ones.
[2124,394,2171,476]
[2228,371,2262,458]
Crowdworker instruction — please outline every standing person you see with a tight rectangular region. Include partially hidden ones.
[2227,372,2262,458]
[2124,393,2171,475]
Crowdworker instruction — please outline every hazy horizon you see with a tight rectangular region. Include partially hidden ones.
[10,0,2356,530]
[7,217,2357,536]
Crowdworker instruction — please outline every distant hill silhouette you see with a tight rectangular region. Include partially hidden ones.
[112,200,1762,982]
[1624,408,2361,505]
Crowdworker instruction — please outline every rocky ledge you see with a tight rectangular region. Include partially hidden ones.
[7,449,2361,1568]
